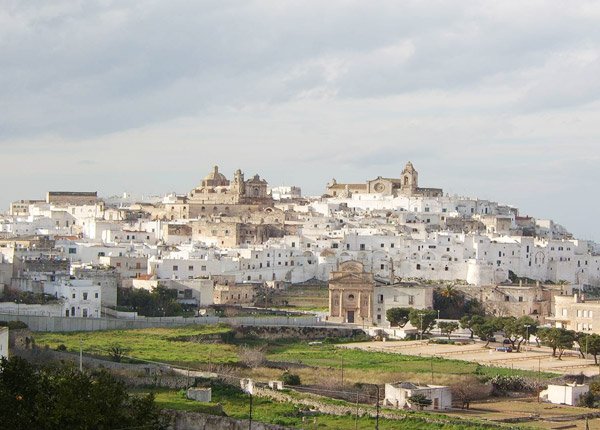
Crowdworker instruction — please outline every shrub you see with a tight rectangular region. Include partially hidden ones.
[56,344,67,352]
[238,346,266,368]
[0,320,28,330]
[282,373,301,386]
[489,375,533,392]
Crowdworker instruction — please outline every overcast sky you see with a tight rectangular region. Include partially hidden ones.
[1,1,599,241]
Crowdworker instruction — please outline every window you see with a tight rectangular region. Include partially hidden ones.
[416,264,421,270]
[518,296,523,302]
[408,295,414,305]
[380,264,385,269]
[82,309,88,318]
[378,294,384,303]
[188,265,194,271]
[348,294,355,300]
[201,265,206,271]
[391,243,394,248]
[505,295,510,302]
[83,293,88,300]
[94,293,99,299]
[72,293,76,299]
[360,244,365,250]
[381,243,385,248]
[173,265,178,271]
[69,247,76,254]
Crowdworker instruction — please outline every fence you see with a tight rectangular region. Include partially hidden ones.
[0,312,344,332]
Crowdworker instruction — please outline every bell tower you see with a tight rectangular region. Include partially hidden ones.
[400,161,418,194]
[232,169,245,196]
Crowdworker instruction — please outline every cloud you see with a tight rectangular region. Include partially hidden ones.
[0,0,599,241]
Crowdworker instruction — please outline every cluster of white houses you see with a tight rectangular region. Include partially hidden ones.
[0,163,599,329]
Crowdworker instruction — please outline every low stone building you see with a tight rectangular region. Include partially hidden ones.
[459,282,572,324]
[186,387,212,402]
[384,382,452,410]
[213,283,257,305]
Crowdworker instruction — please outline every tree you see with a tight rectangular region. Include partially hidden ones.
[438,321,459,340]
[473,319,497,347]
[512,316,538,352]
[460,315,485,339]
[238,346,266,368]
[408,393,432,410]
[577,333,600,364]
[451,379,491,409]
[0,357,167,430]
[538,328,576,359]
[409,309,437,337]
[386,308,411,327]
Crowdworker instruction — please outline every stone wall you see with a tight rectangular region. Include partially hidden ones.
[164,410,290,430]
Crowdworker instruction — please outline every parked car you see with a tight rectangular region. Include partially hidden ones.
[496,346,513,352]
[502,339,512,345]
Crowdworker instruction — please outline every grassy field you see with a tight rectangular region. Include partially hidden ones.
[33,324,554,386]
[144,385,516,430]
[33,325,239,367]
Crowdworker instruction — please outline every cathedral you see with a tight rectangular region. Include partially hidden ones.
[162,165,274,220]
[326,161,443,198]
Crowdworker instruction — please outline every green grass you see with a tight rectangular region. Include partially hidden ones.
[146,386,517,430]
[33,325,555,382]
[33,324,238,367]
[267,343,555,380]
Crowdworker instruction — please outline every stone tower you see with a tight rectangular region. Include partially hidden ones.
[232,169,245,196]
[400,161,418,194]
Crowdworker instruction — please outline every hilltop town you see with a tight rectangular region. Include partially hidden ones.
[2,163,600,429]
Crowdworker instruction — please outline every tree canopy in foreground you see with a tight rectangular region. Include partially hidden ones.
[0,357,166,430]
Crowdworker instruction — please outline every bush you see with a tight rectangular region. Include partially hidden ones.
[0,320,28,330]
[238,346,266,368]
[282,372,301,386]
[489,375,533,393]
[56,344,67,352]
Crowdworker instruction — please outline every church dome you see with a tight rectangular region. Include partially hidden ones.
[202,165,229,187]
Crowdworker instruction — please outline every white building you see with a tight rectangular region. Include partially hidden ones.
[540,383,589,406]
[45,279,102,318]
[384,382,452,410]
[0,327,8,360]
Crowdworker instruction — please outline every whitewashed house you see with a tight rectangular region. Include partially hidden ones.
[384,382,452,411]
[45,279,102,318]
[540,383,589,406]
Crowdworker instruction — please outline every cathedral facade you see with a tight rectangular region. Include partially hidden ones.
[326,162,443,198]
[162,165,274,220]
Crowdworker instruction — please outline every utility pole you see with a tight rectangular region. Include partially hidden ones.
[79,337,83,372]
[419,312,424,341]
[341,354,344,388]
[355,391,359,430]
[375,385,380,430]
[248,392,253,430]
[431,356,434,384]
